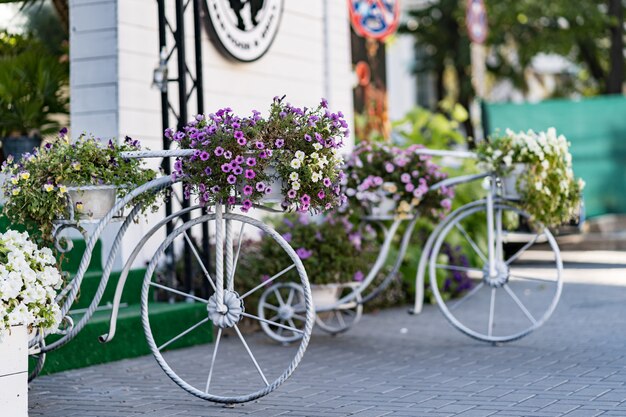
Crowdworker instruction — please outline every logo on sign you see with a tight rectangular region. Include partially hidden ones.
[203,0,283,62]
[348,0,400,41]
[466,0,488,44]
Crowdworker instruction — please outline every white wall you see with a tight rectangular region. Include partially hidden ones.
[70,1,354,268]
[386,34,417,122]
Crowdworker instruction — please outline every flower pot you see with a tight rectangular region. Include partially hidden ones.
[501,163,526,200]
[67,185,117,220]
[1,135,41,162]
[0,325,28,417]
[310,284,342,308]
[238,166,285,204]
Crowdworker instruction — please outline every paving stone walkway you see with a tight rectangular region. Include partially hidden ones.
[29,251,626,416]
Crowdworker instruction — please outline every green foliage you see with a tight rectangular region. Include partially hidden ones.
[1,133,160,245]
[486,0,612,94]
[240,214,379,286]
[476,128,584,227]
[401,0,621,99]
[393,101,468,148]
[0,32,68,137]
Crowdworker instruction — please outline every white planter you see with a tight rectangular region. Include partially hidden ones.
[501,163,526,200]
[67,185,117,220]
[310,284,342,309]
[0,325,28,417]
[238,166,285,203]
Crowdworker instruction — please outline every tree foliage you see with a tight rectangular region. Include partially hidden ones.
[401,0,624,101]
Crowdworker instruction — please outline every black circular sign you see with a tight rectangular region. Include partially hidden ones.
[203,0,284,62]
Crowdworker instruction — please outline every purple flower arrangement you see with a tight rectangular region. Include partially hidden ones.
[167,97,347,214]
[343,143,454,220]
[244,213,379,285]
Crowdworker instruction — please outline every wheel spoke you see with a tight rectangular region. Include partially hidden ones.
[450,282,484,311]
[204,327,222,394]
[263,303,280,312]
[505,233,541,265]
[229,222,246,282]
[273,289,287,307]
[158,317,209,351]
[287,318,299,335]
[286,288,295,307]
[233,325,269,386]
[435,264,483,275]
[150,282,208,304]
[241,312,304,334]
[292,314,307,322]
[488,288,496,337]
[335,311,346,328]
[509,273,556,284]
[504,284,537,325]
[182,230,216,291]
[454,222,488,263]
[240,264,296,300]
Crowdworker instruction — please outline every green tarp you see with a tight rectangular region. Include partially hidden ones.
[483,95,626,217]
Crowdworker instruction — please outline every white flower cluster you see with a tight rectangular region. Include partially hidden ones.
[0,230,63,341]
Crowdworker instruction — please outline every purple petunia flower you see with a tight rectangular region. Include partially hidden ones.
[234,130,244,140]
[221,163,231,173]
[405,183,415,192]
[255,141,265,150]
[256,182,265,192]
[245,169,256,179]
[275,138,285,148]
[259,150,268,159]
[441,198,452,210]
[287,189,297,199]
[320,98,328,108]
[233,166,243,175]
[246,157,256,166]
[353,271,364,282]
[235,155,244,164]
[227,196,237,205]
[242,199,253,210]
[282,232,292,242]
[211,185,220,193]
[317,190,325,199]
[304,134,312,142]
[265,187,272,194]
[227,174,237,184]
[223,150,232,159]
[323,178,332,187]
[242,185,253,196]
[237,137,247,146]
[203,191,211,202]
[385,162,394,173]
[204,166,212,176]
[214,146,224,156]
[200,151,210,161]
[174,131,185,141]
[401,173,411,183]
[300,194,311,204]
[296,247,313,260]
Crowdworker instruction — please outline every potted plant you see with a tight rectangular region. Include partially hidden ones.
[0,32,68,162]
[476,128,585,227]
[242,213,379,307]
[0,130,159,244]
[343,142,454,220]
[0,230,63,415]
[168,97,347,213]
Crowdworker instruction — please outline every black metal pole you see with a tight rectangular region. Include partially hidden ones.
[175,0,193,294]
[193,0,212,299]
[157,0,177,301]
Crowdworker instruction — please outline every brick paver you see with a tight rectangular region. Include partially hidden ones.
[29,253,626,416]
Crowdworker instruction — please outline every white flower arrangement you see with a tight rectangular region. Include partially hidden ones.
[477,128,585,227]
[0,230,63,341]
